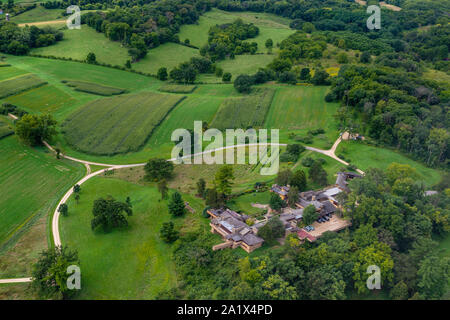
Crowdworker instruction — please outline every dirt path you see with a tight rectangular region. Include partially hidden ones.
[1,134,365,284]
[18,20,66,27]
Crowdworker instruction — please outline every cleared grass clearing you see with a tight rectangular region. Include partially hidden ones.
[158,84,197,94]
[4,84,76,114]
[62,92,184,155]
[0,66,28,81]
[265,86,339,136]
[336,140,442,187]
[210,88,275,130]
[0,74,47,99]
[216,54,274,78]
[0,136,84,248]
[133,43,199,74]
[11,7,64,24]
[32,27,130,67]
[178,8,292,49]
[62,80,126,96]
[60,177,180,299]
[6,55,160,92]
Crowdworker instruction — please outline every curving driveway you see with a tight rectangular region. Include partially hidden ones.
[1,134,364,283]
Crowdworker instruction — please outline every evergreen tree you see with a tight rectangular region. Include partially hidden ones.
[168,191,185,217]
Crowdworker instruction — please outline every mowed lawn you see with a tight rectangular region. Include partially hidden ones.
[62,92,184,155]
[265,85,340,142]
[4,84,77,114]
[32,26,130,67]
[0,136,84,247]
[60,177,179,299]
[133,43,199,74]
[336,140,442,187]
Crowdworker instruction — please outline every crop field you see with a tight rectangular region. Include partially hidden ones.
[11,7,64,24]
[4,84,76,114]
[62,92,184,155]
[0,74,47,99]
[210,88,275,130]
[60,177,185,299]
[158,84,197,94]
[0,118,13,140]
[62,80,126,96]
[31,27,130,67]
[133,43,199,74]
[336,140,442,187]
[0,136,84,248]
[148,94,224,154]
[0,66,28,81]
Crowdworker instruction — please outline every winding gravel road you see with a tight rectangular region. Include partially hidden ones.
[1,134,363,283]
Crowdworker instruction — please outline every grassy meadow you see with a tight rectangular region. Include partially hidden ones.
[60,176,207,299]
[32,27,130,67]
[133,43,199,74]
[0,136,84,248]
[336,140,442,187]
[0,117,14,140]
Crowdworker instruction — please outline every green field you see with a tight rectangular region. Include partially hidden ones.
[62,92,184,155]
[32,27,130,67]
[210,88,275,130]
[11,7,64,24]
[0,66,28,81]
[62,80,126,96]
[0,136,84,248]
[158,84,197,94]
[133,43,199,74]
[0,118,14,140]
[4,84,76,114]
[336,140,442,187]
[0,74,47,99]
[60,177,187,299]
[265,85,340,145]
[178,8,293,51]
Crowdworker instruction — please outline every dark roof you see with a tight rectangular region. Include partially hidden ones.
[320,201,337,216]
